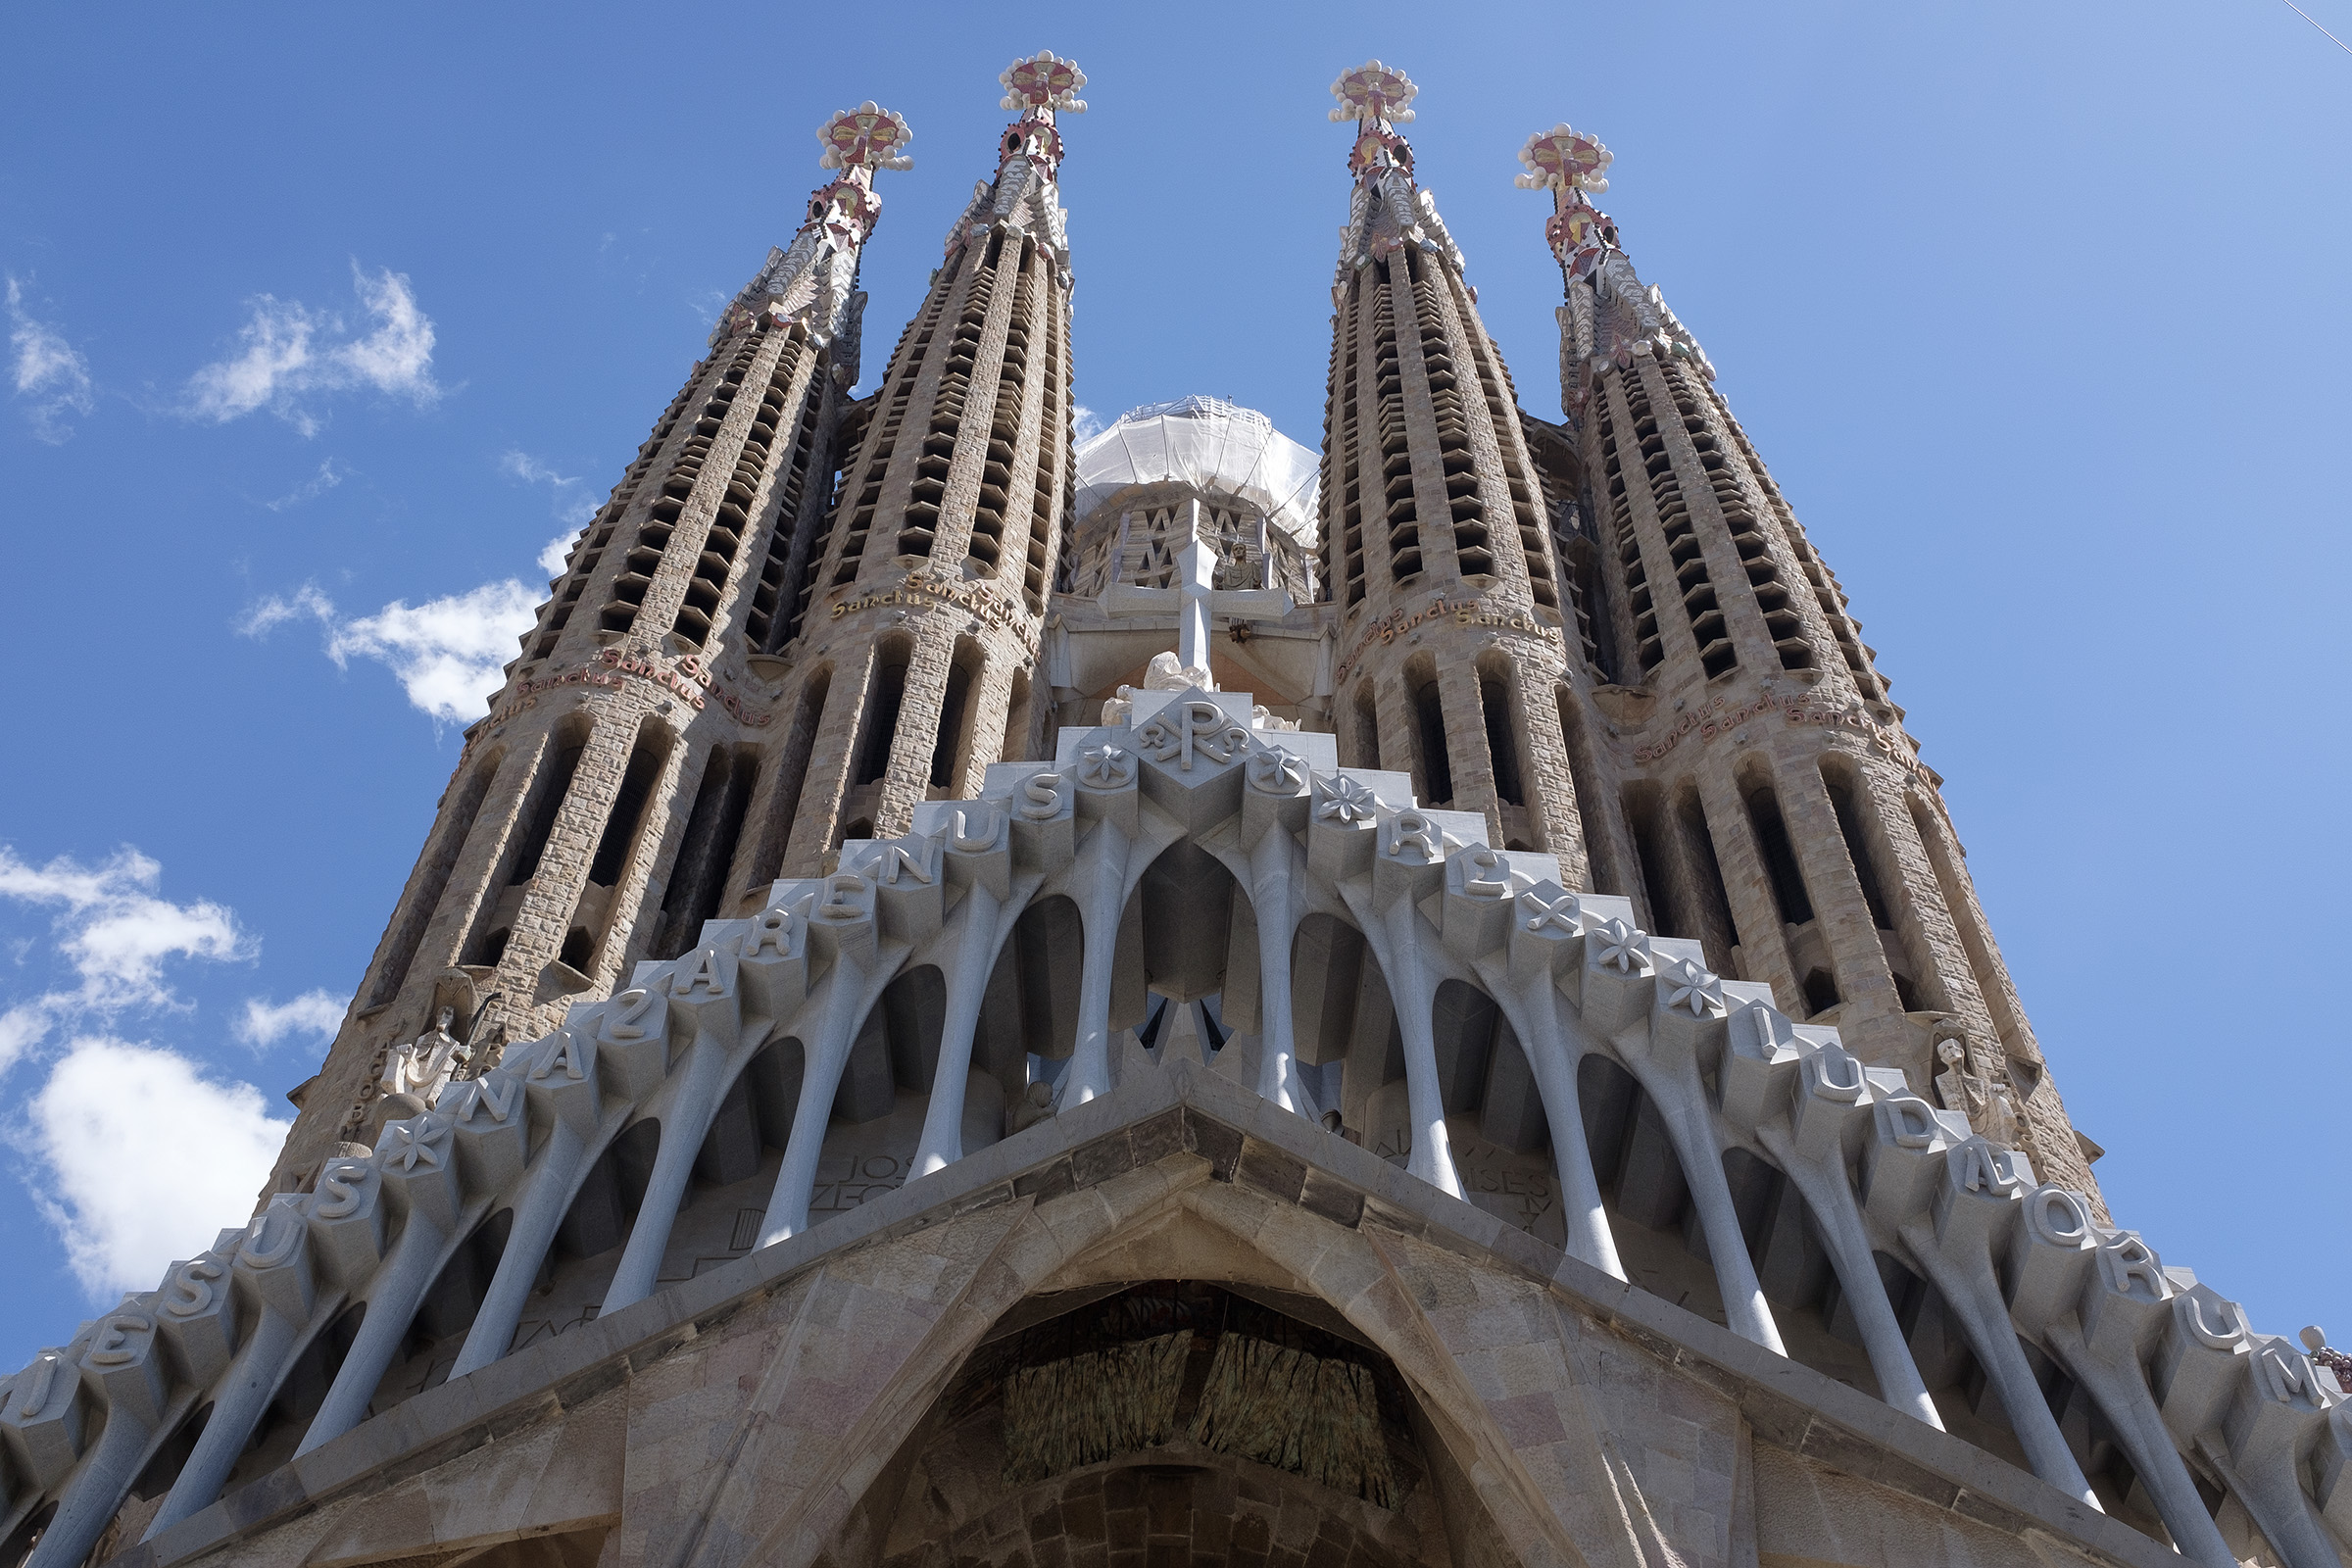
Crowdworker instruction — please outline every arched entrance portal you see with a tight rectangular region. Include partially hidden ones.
[822,1282,1484,1567]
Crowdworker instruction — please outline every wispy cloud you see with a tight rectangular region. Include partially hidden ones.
[186,264,443,435]
[24,1037,289,1300]
[234,581,336,640]
[500,448,595,572]
[0,846,256,1075]
[6,277,95,444]
[1072,404,1103,444]
[234,988,347,1051]
[264,458,346,512]
[238,576,540,725]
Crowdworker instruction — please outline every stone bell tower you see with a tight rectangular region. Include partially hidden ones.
[262,102,915,1198]
[1521,123,2103,1203]
[1317,63,1592,875]
[772,51,1087,862]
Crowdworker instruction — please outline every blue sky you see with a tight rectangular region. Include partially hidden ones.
[1,1,2345,1365]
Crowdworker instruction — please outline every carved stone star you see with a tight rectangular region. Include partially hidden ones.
[379,1118,448,1174]
[1593,918,1650,975]
[1078,745,1135,788]
[1662,958,1726,1018]
[1248,748,1308,794]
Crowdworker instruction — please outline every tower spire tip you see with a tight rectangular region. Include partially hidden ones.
[1516,123,1610,193]
[1328,60,1415,123]
[815,102,914,172]
[1001,51,1087,114]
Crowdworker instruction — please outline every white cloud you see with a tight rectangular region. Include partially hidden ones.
[6,277,95,444]
[537,533,575,576]
[1072,404,1102,444]
[24,1037,289,1300]
[234,581,336,640]
[0,847,257,1073]
[502,447,599,532]
[234,989,347,1051]
[236,575,539,725]
[265,458,346,512]
[186,264,443,435]
[330,582,540,723]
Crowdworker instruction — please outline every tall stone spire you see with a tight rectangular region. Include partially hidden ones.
[711,102,912,355]
[1522,123,2103,1204]
[1318,63,1592,868]
[260,108,910,1195]
[780,52,1086,860]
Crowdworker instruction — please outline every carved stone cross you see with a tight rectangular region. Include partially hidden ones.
[1100,498,1292,690]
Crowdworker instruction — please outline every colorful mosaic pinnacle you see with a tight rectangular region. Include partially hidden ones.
[1516,123,1612,193]
[1327,59,1416,123]
[1000,49,1087,114]
[1520,123,1618,276]
[815,101,913,172]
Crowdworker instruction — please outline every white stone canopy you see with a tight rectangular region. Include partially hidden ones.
[1075,397,1321,547]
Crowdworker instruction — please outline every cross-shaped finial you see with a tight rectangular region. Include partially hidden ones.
[1002,51,1087,113]
[1328,60,1416,123]
[1516,124,1612,192]
[816,102,914,172]
[1519,123,1616,276]
[1099,499,1293,689]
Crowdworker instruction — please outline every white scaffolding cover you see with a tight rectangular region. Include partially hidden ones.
[1075,396,1321,548]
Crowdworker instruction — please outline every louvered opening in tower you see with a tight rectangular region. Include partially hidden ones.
[1317,328,1343,609]
[970,241,1036,578]
[537,382,693,661]
[602,336,759,637]
[1333,290,1367,608]
[1448,273,1555,609]
[902,233,1004,561]
[826,284,948,595]
[674,324,810,650]
[743,363,828,653]
[1622,367,1735,679]
[1407,253,1490,583]
[1662,363,1808,674]
[1371,273,1418,586]
[1710,385,1886,700]
[1019,270,1064,613]
[1594,392,1662,677]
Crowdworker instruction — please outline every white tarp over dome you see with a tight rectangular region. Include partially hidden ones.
[1075,396,1321,547]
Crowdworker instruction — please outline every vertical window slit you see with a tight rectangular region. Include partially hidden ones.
[371,753,500,1008]
[1407,665,1452,806]
[1742,776,1815,927]
[852,642,910,788]
[1623,784,1684,939]
[653,747,760,960]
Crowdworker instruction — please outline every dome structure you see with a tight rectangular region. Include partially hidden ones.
[1074,395,1321,546]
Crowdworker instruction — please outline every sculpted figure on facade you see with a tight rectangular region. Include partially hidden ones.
[1935,1035,2021,1149]
[376,1004,468,1106]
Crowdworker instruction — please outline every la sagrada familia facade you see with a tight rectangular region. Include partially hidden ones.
[8,54,2344,1568]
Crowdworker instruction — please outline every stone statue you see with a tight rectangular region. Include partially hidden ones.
[379,1006,470,1108]
[1935,1038,2019,1149]
[1007,1079,1056,1135]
